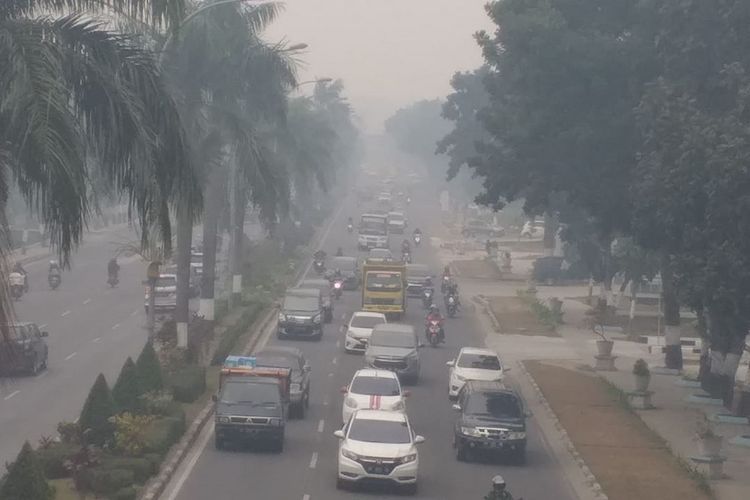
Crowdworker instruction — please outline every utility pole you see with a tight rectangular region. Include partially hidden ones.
[146,261,160,341]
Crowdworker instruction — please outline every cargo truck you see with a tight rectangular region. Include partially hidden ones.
[361,262,407,320]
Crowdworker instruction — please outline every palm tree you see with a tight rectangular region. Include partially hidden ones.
[0,1,200,347]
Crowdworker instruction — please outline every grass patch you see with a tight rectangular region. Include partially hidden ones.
[50,478,77,500]
[516,289,563,328]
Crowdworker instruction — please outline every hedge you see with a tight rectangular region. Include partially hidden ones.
[34,443,78,479]
[98,457,155,483]
[112,486,137,500]
[211,302,262,365]
[169,365,206,403]
[143,416,185,456]
[85,467,133,496]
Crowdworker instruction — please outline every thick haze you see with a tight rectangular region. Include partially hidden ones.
[267,0,492,132]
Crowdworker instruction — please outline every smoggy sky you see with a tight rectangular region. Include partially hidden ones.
[265,0,493,132]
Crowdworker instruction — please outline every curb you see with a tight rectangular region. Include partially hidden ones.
[517,361,608,500]
[140,307,278,500]
[473,294,501,333]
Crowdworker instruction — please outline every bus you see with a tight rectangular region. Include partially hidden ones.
[358,213,389,250]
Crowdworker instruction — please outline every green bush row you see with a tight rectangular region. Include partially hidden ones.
[211,302,263,365]
[169,365,206,403]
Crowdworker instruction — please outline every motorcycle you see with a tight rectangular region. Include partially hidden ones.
[10,284,24,301]
[48,273,61,290]
[107,274,119,288]
[313,259,325,274]
[446,295,458,317]
[413,233,421,246]
[402,251,412,264]
[441,275,451,294]
[347,223,353,233]
[422,287,434,309]
[427,319,442,347]
[332,278,344,299]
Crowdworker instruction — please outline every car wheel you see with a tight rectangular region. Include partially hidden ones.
[215,436,225,450]
[402,483,418,495]
[456,442,469,462]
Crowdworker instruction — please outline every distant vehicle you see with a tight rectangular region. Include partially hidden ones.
[0,323,49,375]
[453,381,528,464]
[255,347,311,419]
[362,262,407,319]
[358,213,389,250]
[277,288,324,340]
[144,274,177,314]
[365,323,421,384]
[341,369,408,425]
[406,264,432,298]
[446,347,505,399]
[387,211,407,234]
[334,409,424,494]
[213,359,290,451]
[367,248,393,263]
[344,311,387,353]
[299,278,334,323]
[328,256,360,290]
[462,219,505,239]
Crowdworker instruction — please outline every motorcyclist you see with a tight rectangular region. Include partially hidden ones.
[314,249,326,262]
[445,283,461,309]
[401,239,411,254]
[486,475,514,500]
[48,260,61,276]
[9,270,25,294]
[107,257,120,280]
[425,305,445,343]
[13,262,28,291]
[347,216,354,226]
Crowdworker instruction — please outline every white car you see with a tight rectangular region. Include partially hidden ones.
[341,369,408,424]
[447,347,505,399]
[334,409,424,494]
[344,312,387,353]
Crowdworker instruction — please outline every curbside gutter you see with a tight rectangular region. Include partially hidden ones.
[473,294,502,333]
[516,361,607,500]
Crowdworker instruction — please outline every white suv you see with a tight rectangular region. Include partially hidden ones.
[341,369,408,424]
[447,347,505,399]
[334,409,424,494]
[344,312,387,353]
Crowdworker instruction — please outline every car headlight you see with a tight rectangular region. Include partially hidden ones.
[278,313,286,322]
[269,418,283,427]
[396,453,417,464]
[508,431,526,440]
[344,397,358,408]
[406,351,419,359]
[341,448,359,461]
[216,416,229,424]
[313,313,322,324]
[391,400,405,411]
[461,426,481,437]
[455,374,466,382]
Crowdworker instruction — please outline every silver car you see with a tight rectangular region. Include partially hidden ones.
[364,324,421,384]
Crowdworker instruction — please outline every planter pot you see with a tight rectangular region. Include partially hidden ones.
[596,340,614,357]
[697,435,723,457]
[634,374,651,392]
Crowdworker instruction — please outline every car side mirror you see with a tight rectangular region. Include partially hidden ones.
[340,386,348,394]
[452,404,461,412]
[211,394,218,403]
[333,430,345,439]
[41,331,49,338]
[414,435,425,444]
[503,367,511,372]
[525,411,533,418]
[403,390,411,398]
[446,360,454,367]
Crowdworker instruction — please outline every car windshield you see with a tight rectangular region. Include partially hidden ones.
[350,376,400,396]
[457,353,502,370]
[369,249,391,258]
[366,272,402,292]
[370,331,415,348]
[220,381,280,406]
[348,418,411,444]
[360,218,386,235]
[350,315,386,329]
[331,258,355,271]
[465,393,521,419]
[255,356,296,372]
[283,295,318,312]
[156,276,177,287]
[407,265,429,278]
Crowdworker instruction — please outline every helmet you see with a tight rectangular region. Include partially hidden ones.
[492,475,506,492]
[430,305,440,313]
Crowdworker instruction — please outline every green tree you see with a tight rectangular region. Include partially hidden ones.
[79,373,116,446]
[135,342,163,393]
[111,357,141,413]
[385,99,451,164]
[0,441,53,500]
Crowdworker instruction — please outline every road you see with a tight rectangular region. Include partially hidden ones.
[0,222,238,466]
[163,188,578,500]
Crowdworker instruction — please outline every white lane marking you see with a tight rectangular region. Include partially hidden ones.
[83,298,91,305]
[300,199,348,280]
[73,417,79,424]
[309,452,318,469]
[61,310,71,317]
[92,337,101,343]
[40,323,48,329]
[112,323,120,330]
[4,390,20,401]
[336,340,340,348]
[328,372,334,378]
[131,309,139,317]
[332,357,338,366]
[323,395,329,406]
[317,419,325,433]
[65,352,77,361]
[163,422,213,500]
[303,495,310,500]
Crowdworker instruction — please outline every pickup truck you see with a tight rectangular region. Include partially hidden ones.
[213,356,291,452]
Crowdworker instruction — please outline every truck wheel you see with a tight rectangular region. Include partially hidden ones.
[456,443,469,462]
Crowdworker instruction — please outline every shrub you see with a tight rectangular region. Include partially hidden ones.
[35,442,78,479]
[211,302,262,365]
[633,358,650,377]
[98,457,155,483]
[111,413,156,456]
[136,342,163,393]
[139,390,174,415]
[169,365,206,403]
[112,357,141,413]
[143,417,186,455]
[0,441,54,500]
[79,373,116,446]
[85,467,133,496]
[113,485,138,500]
[57,421,81,444]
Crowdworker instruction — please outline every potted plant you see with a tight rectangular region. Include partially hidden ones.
[592,324,614,357]
[695,414,723,456]
[632,359,651,392]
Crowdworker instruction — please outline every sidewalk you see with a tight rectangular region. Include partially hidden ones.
[458,268,750,500]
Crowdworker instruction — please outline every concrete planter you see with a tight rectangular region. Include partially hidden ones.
[635,374,651,392]
[697,435,723,457]
[596,340,614,357]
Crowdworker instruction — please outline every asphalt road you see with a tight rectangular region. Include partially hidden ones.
[163,189,578,500]
[0,223,238,466]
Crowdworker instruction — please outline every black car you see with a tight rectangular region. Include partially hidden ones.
[328,256,359,290]
[406,264,432,298]
[255,346,311,419]
[0,322,49,375]
[278,289,324,340]
[452,381,528,464]
[299,278,334,323]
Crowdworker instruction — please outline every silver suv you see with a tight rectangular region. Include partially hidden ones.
[364,323,421,384]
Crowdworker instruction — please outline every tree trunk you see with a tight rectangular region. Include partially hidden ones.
[175,202,192,349]
[229,180,246,306]
[542,212,557,257]
[200,164,228,321]
[704,303,747,405]
[661,255,683,370]
[597,239,613,310]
